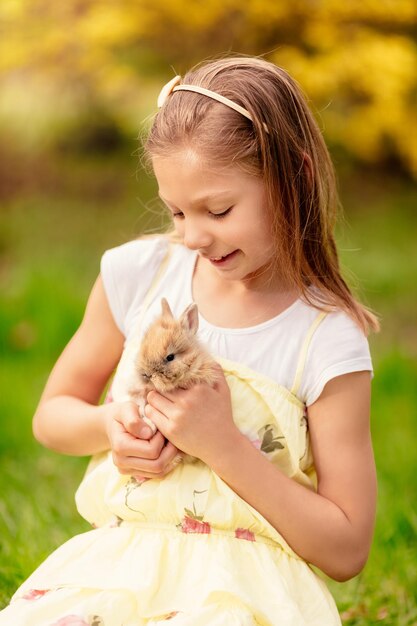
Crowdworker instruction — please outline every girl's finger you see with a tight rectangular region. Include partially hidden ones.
[147,390,176,412]
[122,441,179,474]
[125,418,154,440]
[144,403,170,435]
[114,430,166,460]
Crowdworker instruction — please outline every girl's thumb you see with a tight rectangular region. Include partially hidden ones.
[136,417,156,440]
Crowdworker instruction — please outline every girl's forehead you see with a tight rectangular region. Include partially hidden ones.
[152,150,258,189]
[153,149,225,176]
[153,156,263,207]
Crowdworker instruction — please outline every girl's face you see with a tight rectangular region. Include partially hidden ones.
[152,150,277,287]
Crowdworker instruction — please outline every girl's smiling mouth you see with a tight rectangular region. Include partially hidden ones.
[208,250,239,266]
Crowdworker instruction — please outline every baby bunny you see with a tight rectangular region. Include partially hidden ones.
[128,298,219,463]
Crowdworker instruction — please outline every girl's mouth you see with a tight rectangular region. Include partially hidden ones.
[209,250,239,266]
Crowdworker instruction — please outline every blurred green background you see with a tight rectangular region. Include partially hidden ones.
[0,1,416,623]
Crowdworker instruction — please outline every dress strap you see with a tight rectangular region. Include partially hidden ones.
[135,241,173,327]
[290,311,327,398]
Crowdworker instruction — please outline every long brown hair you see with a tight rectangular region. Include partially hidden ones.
[144,55,379,334]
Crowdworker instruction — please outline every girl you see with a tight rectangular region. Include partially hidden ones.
[0,56,378,625]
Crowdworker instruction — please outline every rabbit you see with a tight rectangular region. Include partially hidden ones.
[127,298,219,465]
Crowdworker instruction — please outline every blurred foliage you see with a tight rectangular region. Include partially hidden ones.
[0,0,416,176]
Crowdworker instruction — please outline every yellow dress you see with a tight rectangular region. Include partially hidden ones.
[0,253,341,626]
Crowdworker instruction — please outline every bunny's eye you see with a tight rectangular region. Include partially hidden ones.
[166,353,175,362]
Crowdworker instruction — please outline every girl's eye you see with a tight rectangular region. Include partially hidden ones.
[171,207,233,219]
[210,206,233,219]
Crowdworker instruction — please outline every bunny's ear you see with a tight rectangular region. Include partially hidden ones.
[179,303,199,335]
[161,298,174,318]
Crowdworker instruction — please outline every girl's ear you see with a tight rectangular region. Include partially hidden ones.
[161,298,174,318]
[179,303,199,335]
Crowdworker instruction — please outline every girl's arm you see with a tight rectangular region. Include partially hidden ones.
[146,369,377,582]
[33,276,180,470]
[33,275,124,454]
[211,370,377,582]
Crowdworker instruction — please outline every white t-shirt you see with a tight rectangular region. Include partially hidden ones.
[101,237,373,406]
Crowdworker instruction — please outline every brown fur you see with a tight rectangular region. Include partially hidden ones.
[133,298,217,396]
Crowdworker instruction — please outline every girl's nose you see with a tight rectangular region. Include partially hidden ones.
[182,220,213,250]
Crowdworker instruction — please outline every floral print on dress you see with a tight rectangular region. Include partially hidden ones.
[92,515,123,529]
[108,515,123,528]
[124,476,148,519]
[235,528,256,542]
[22,588,51,601]
[299,405,312,466]
[160,611,182,620]
[178,515,211,534]
[258,424,285,453]
[178,489,210,534]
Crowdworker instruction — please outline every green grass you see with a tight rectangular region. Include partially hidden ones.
[0,157,416,623]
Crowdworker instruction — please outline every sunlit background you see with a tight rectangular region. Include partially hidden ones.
[1,1,416,623]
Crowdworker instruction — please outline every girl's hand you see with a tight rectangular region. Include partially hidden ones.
[144,365,241,465]
[105,401,181,480]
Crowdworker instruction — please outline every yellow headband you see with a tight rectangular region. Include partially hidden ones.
[157,75,269,133]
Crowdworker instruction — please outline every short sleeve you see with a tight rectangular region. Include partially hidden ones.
[300,311,373,406]
[100,237,169,336]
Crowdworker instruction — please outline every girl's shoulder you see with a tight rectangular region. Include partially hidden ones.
[295,301,373,406]
[277,296,371,352]
[101,235,191,267]
[102,234,169,267]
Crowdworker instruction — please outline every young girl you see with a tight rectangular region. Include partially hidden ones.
[0,56,378,625]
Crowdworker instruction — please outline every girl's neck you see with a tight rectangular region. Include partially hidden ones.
[192,255,300,329]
